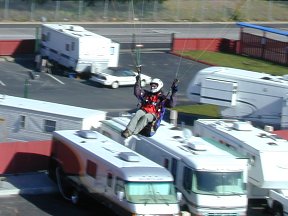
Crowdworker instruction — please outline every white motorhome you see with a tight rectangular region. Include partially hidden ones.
[49,129,182,216]
[0,95,106,142]
[40,23,120,73]
[193,118,288,216]
[186,66,288,129]
[97,116,249,216]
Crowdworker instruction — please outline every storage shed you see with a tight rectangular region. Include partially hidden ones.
[0,95,106,142]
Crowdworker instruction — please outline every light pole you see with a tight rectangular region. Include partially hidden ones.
[24,79,29,98]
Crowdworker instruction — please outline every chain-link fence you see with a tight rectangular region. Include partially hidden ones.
[0,0,287,23]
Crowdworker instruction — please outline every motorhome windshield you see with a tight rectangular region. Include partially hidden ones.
[190,171,245,196]
[124,182,178,204]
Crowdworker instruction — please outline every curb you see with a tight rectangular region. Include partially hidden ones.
[170,51,217,66]
[0,186,58,196]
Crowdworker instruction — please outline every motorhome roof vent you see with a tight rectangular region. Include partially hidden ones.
[183,128,193,138]
[0,94,5,100]
[173,135,183,141]
[261,76,282,83]
[282,74,288,81]
[264,125,274,132]
[68,25,84,32]
[261,76,272,81]
[187,141,207,151]
[119,152,140,162]
[233,122,253,131]
[77,130,98,139]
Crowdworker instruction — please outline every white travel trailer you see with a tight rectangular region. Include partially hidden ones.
[97,116,249,216]
[40,23,120,73]
[0,95,106,142]
[186,66,288,129]
[49,129,182,216]
[193,118,288,216]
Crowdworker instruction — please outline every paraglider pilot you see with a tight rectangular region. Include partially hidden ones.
[121,73,178,138]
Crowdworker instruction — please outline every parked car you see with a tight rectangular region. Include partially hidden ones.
[90,67,152,89]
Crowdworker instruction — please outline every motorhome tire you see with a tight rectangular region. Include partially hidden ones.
[71,189,80,205]
[273,203,283,216]
[55,166,74,202]
[181,204,189,212]
[47,159,57,182]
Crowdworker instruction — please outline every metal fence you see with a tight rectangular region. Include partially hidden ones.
[0,0,288,23]
[240,32,288,65]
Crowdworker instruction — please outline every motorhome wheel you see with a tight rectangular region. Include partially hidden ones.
[273,203,284,216]
[71,190,80,205]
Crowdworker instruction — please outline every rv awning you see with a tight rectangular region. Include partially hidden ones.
[236,22,288,37]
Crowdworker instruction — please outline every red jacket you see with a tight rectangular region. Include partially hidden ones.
[141,93,161,116]
[134,79,176,118]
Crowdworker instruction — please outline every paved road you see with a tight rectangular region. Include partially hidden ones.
[0,23,241,40]
[0,23,287,41]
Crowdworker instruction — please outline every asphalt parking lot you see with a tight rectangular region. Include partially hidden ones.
[0,51,206,114]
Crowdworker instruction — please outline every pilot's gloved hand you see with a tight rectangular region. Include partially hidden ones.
[171,79,179,93]
[136,74,140,82]
[171,85,178,94]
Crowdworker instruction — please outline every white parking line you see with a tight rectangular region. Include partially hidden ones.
[46,74,65,85]
[0,80,6,86]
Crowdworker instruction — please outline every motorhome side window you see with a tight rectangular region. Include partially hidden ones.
[107,173,113,187]
[86,160,97,178]
[71,42,75,51]
[43,119,56,133]
[20,115,26,129]
[171,158,178,182]
[115,178,125,194]
[183,167,193,193]
[65,44,70,51]
[163,158,169,169]
[110,47,115,55]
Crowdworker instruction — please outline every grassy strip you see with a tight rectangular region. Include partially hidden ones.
[175,51,288,75]
[173,104,220,117]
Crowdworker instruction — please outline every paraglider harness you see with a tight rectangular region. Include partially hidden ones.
[136,66,179,137]
[138,99,166,137]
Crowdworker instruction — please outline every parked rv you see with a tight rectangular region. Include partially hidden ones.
[49,129,182,216]
[0,95,106,142]
[97,115,249,216]
[186,66,288,129]
[40,24,120,74]
[193,119,288,216]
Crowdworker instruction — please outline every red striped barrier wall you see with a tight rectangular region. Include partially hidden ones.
[171,38,239,53]
[0,40,35,55]
[0,140,51,174]
[0,39,239,56]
